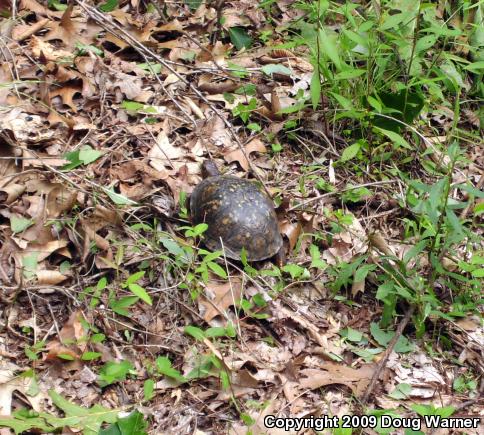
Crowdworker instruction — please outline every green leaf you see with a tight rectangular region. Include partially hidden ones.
[125,271,145,286]
[79,146,102,165]
[98,360,134,387]
[104,187,137,206]
[120,100,145,112]
[367,96,382,112]
[229,27,252,50]
[184,325,206,341]
[318,28,342,70]
[22,252,38,280]
[261,64,292,76]
[309,244,326,269]
[128,283,152,306]
[48,390,119,435]
[98,0,118,12]
[334,68,366,80]
[310,69,321,110]
[379,12,408,31]
[207,261,227,278]
[330,92,353,110]
[374,126,412,149]
[463,61,484,72]
[143,379,155,401]
[0,414,56,434]
[155,356,184,381]
[81,352,101,361]
[48,0,68,11]
[340,142,361,162]
[62,145,102,171]
[10,215,33,234]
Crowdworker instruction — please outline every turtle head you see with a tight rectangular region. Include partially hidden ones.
[201,160,220,178]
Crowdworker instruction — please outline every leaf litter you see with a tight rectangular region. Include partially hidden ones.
[0,0,482,433]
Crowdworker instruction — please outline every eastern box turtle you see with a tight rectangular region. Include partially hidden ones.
[190,161,283,261]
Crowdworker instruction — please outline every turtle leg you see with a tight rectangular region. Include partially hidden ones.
[273,244,286,268]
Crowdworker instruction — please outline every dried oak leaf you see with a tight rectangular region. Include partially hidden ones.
[300,363,375,396]
[45,310,88,362]
[224,138,267,171]
[42,4,100,50]
[199,278,242,323]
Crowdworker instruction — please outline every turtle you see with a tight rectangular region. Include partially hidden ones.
[190,160,284,262]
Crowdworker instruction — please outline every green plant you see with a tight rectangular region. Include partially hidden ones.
[0,391,122,435]
[98,360,135,387]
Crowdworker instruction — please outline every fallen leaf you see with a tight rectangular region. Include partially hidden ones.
[148,130,182,171]
[45,311,88,361]
[198,278,242,323]
[224,138,267,171]
[300,363,375,396]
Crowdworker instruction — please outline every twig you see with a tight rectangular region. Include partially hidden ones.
[361,304,415,405]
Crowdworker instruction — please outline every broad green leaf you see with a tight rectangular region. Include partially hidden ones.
[0,414,56,434]
[99,0,118,12]
[47,390,119,435]
[81,352,102,361]
[143,379,154,401]
[156,357,184,381]
[334,68,366,80]
[22,252,38,280]
[104,187,137,206]
[120,101,144,112]
[309,244,326,269]
[79,146,102,165]
[48,0,68,11]
[463,61,484,72]
[374,126,412,149]
[367,96,382,112]
[125,271,144,286]
[340,142,361,162]
[98,361,134,387]
[379,12,408,31]
[261,64,292,76]
[128,283,152,305]
[207,261,227,278]
[310,69,321,110]
[318,28,342,70]
[229,27,252,50]
[330,92,353,110]
[184,325,206,341]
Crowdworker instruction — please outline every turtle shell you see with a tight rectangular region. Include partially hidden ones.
[190,175,283,261]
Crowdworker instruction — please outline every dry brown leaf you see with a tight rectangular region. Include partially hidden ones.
[0,183,26,204]
[36,269,68,285]
[279,219,301,251]
[0,364,42,416]
[45,310,88,361]
[300,363,375,396]
[201,116,232,148]
[323,212,367,264]
[11,18,49,41]
[224,138,267,171]
[148,130,182,171]
[46,185,77,218]
[198,278,242,323]
[50,84,82,112]
[42,4,99,50]
[19,0,57,16]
